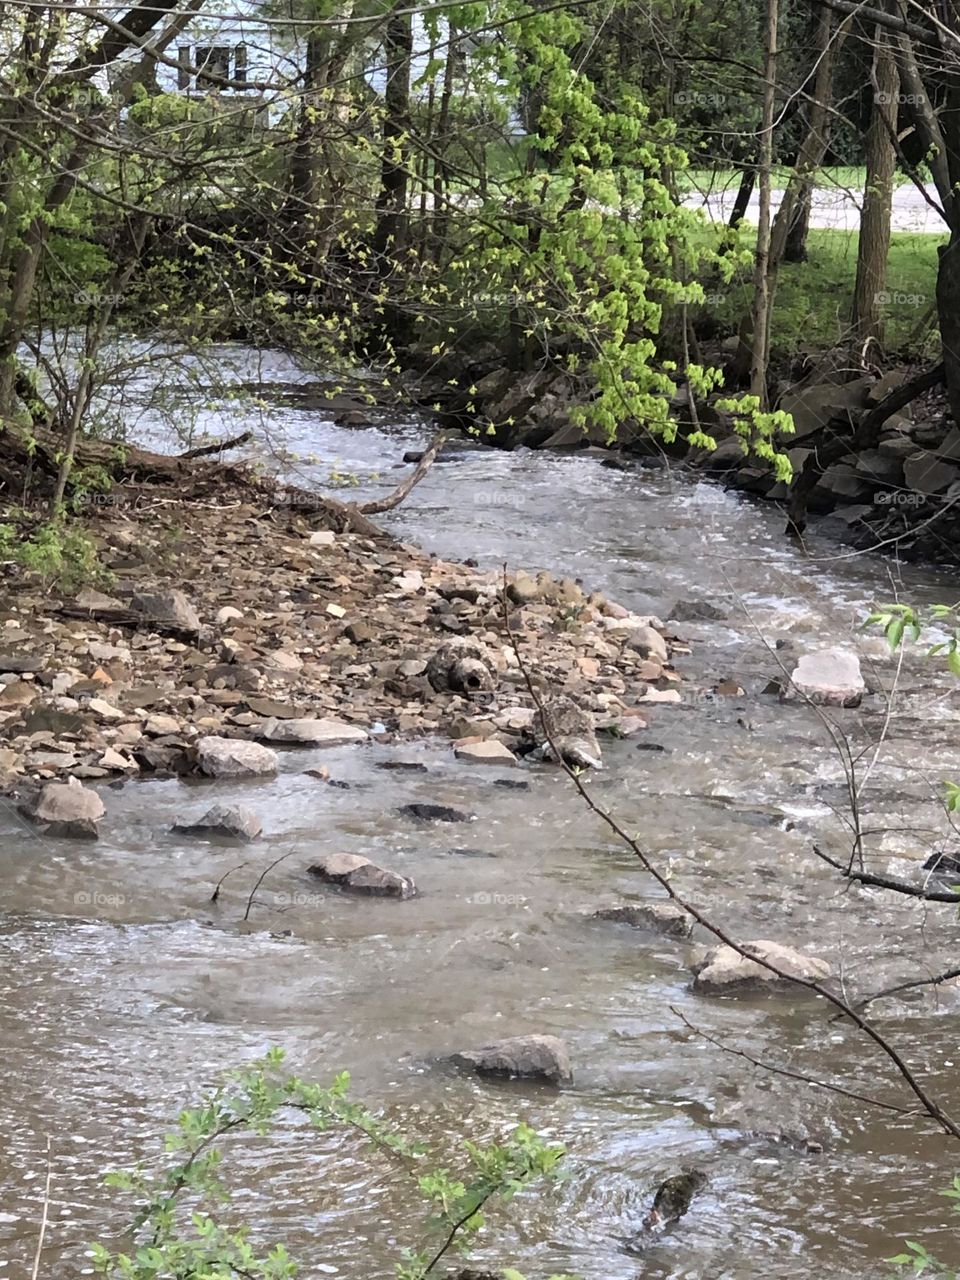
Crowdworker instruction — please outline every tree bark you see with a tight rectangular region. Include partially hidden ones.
[783,181,812,261]
[747,0,779,405]
[852,28,899,342]
[372,3,412,262]
[727,164,756,230]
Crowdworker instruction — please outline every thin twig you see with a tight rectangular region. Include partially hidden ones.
[30,1138,52,1280]
[243,850,299,922]
[849,965,960,1016]
[210,860,250,905]
[672,1008,921,1116]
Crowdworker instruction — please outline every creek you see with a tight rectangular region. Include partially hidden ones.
[3,344,960,1279]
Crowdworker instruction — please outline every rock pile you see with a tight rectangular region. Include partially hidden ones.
[0,495,686,790]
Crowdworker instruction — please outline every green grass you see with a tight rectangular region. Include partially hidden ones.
[677,164,915,194]
[702,227,940,355]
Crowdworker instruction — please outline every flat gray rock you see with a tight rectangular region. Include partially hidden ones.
[692,940,831,994]
[259,717,368,746]
[592,901,693,939]
[196,736,278,778]
[449,1034,572,1085]
[308,852,416,899]
[790,647,865,707]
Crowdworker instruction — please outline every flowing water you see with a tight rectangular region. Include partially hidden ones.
[4,346,960,1279]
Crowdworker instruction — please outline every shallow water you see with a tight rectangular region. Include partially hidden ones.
[4,345,960,1278]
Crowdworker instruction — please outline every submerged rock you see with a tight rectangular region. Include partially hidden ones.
[531,695,602,769]
[788,648,865,708]
[670,599,729,623]
[400,802,473,823]
[19,777,105,839]
[174,804,262,841]
[196,735,278,778]
[592,901,693,939]
[692,939,831,994]
[308,852,416,898]
[449,1034,572,1085]
[642,1168,707,1232]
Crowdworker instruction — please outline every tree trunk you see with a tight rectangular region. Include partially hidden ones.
[728,164,756,230]
[747,0,779,405]
[372,4,412,261]
[767,6,842,271]
[852,28,899,342]
[783,181,812,261]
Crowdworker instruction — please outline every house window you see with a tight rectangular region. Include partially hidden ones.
[196,45,231,89]
[234,44,248,85]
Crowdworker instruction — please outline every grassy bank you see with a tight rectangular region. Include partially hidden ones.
[678,165,915,194]
[707,227,940,354]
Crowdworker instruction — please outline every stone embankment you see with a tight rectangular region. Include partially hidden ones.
[428,349,960,561]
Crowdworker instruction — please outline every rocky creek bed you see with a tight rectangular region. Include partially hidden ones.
[0,464,697,812]
[7,348,960,1279]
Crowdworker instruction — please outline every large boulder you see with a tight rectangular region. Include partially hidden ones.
[196,735,278,778]
[426,638,496,694]
[789,648,865,708]
[531,695,602,769]
[258,717,368,746]
[132,589,201,632]
[779,379,870,441]
[623,625,669,664]
[308,852,416,899]
[692,939,831,994]
[174,804,262,841]
[20,777,105,839]
[449,1034,572,1085]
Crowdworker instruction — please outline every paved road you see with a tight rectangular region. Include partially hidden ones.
[684,180,946,234]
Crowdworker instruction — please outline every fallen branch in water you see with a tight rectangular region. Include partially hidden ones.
[356,431,448,515]
[847,965,960,1017]
[811,843,960,902]
[179,431,252,459]
[30,1137,52,1280]
[210,860,251,905]
[243,849,298,921]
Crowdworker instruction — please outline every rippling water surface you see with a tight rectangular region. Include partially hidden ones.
[3,345,960,1278]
